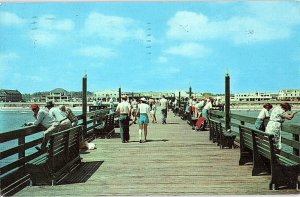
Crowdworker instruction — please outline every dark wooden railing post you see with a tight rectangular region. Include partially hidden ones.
[225,71,231,130]
[179,91,181,108]
[18,136,25,168]
[293,134,299,156]
[118,87,121,102]
[82,72,87,137]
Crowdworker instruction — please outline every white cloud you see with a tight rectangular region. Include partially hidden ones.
[0,52,19,61]
[0,12,25,26]
[158,56,168,64]
[78,46,116,59]
[164,43,211,59]
[36,15,74,31]
[167,11,221,41]
[29,30,58,46]
[83,12,146,43]
[27,15,74,46]
[0,52,19,80]
[166,2,300,45]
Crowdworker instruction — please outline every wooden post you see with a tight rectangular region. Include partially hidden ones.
[82,72,87,137]
[179,91,181,108]
[18,136,25,167]
[225,71,231,130]
[118,87,121,102]
[293,134,299,156]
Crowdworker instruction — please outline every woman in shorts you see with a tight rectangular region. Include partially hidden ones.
[135,97,151,143]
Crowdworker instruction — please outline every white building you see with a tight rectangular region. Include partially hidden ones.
[94,90,119,101]
[234,92,272,102]
[278,89,300,101]
[42,88,70,102]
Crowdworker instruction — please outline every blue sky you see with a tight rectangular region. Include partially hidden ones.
[0,1,300,94]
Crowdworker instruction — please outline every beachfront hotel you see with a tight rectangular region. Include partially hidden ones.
[233,92,273,102]
[278,89,300,101]
[0,89,22,102]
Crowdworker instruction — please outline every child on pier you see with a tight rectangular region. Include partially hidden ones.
[255,103,273,131]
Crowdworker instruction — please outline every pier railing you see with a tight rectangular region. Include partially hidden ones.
[0,108,109,196]
[209,110,300,163]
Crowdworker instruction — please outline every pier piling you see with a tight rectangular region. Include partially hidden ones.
[82,73,87,137]
[225,71,230,131]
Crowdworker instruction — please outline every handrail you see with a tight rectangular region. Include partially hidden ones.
[210,110,300,162]
[0,109,109,181]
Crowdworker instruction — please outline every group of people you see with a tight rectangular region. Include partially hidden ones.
[115,95,171,144]
[26,101,78,152]
[185,96,214,119]
[255,102,298,149]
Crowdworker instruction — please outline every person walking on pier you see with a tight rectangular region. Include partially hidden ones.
[150,102,157,123]
[265,102,297,150]
[160,95,168,124]
[45,101,71,130]
[109,98,115,114]
[131,98,138,123]
[135,97,151,143]
[27,104,60,152]
[255,103,273,131]
[116,95,131,143]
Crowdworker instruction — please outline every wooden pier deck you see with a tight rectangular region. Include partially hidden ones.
[16,111,299,196]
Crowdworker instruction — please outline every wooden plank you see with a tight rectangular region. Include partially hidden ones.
[0,126,41,143]
[282,124,300,135]
[230,114,256,124]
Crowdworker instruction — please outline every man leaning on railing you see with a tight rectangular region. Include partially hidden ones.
[24,104,60,152]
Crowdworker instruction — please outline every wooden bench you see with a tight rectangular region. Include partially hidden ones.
[208,119,236,149]
[0,125,46,196]
[94,113,115,139]
[251,128,300,190]
[27,125,82,186]
[239,125,254,165]
[0,165,31,196]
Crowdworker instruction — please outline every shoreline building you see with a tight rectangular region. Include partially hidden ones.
[233,92,272,102]
[278,89,300,101]
[0,89,23,102]
[40,88,70,102]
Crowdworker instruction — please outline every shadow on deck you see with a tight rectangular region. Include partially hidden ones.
[59,161,104,185]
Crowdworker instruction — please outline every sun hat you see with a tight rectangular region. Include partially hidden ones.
[140,97,147,102]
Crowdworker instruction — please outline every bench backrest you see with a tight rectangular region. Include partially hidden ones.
[239,125,253,151]
[48,125,82,173]
[209,119,222,133]
[106,113,115,131]
[251,127,274,161]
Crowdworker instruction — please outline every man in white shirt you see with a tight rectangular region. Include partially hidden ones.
[159,95,168,124]
[27,104,60,152]
[116,95,131,143]
[46,101,71,130]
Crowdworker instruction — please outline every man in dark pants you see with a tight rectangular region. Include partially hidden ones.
[159,95,168,124]
[116,95,131,143]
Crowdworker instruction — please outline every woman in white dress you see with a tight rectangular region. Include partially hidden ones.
[255,103,273,131]
[265,102,297,150]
